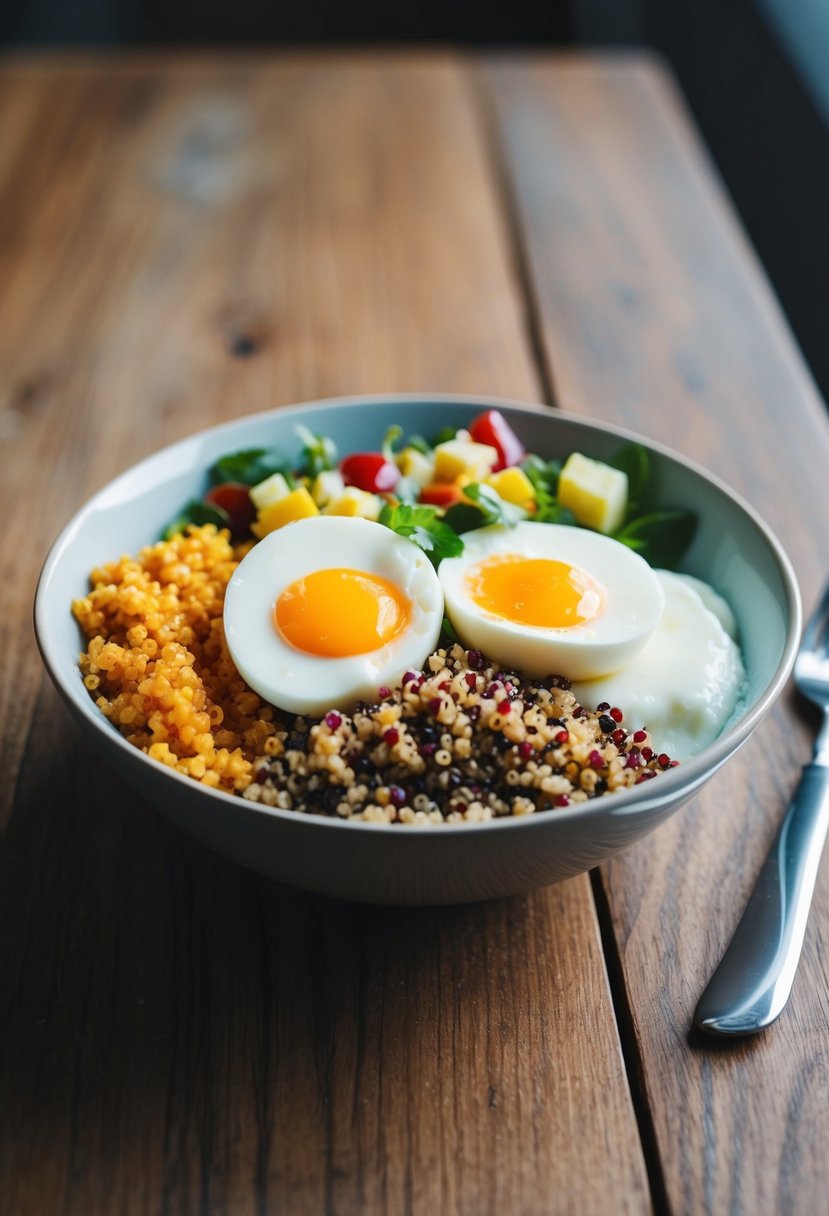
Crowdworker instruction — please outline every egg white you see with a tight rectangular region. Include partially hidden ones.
[224,516,444,716]
[571,571,746,760]
[438,522,665,680]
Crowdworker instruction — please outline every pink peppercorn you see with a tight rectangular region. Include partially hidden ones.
[555,729,569,744]
[625,751,641,770]
[388,785,407,807]
[589,749,604,769]
[497,700,511,715]
[636,770,656,784]
[518,741,533,760]
[325,711,342,730]
[439,680,451,692]
[658,753,671,769]
[611,728,627,747]
[377,685,392,700]
[633,730,648,743]
[609,707,623,723]
[641,746,654,761]
[403,671,419,686]
[466,649,484,670]
[384,728,400,747]
[554,794,570,807]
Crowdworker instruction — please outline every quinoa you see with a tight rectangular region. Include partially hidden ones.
[243,647,676,823]
[73,524,676,817]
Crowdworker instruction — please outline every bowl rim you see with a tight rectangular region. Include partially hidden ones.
[34,391,803,836]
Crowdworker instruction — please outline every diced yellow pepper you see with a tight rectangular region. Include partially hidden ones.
[486,466,537,508]
[324,487,383,521]
[252,485,319,537]
[433,438,499,483]
[557,452,628,534]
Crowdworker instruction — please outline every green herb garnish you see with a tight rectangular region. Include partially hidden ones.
[379,502,464,565]
[463,483,527,527]
[295,425,337,478]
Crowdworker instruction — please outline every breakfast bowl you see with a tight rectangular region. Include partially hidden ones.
[34,395,801,905]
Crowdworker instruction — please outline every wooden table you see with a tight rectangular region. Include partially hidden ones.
[3,49,829,1215]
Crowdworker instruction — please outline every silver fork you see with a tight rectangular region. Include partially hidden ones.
[695,582,829,1036]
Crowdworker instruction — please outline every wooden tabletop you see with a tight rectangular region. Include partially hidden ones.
[3,49,829,1215]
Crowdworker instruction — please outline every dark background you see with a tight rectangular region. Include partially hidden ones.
[4,0,828,405]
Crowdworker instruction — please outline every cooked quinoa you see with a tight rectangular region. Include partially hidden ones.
[73,524,676,818]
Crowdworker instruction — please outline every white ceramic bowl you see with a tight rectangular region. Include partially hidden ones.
[35,395,801,905]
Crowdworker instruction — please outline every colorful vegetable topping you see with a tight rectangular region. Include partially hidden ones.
[160,408,697,570]
[468,408,526,471]
[340,451,400,494]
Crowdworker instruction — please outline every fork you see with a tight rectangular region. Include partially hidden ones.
[694,582,829,1036]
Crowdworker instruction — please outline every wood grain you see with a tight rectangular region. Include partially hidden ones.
[485,52,829,1214]
[0,54,650,1215]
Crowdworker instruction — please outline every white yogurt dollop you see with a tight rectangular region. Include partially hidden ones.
[572,571,745,761]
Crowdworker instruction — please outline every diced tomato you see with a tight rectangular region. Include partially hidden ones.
[468,409,525,472]
[419,483,466,508]
[204,482,257,538]
[340,452,400,494]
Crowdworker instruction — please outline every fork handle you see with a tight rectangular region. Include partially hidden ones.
[694,762,829,1035]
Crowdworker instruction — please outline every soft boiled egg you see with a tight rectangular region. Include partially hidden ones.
[438,522,665,680]
[572,571,746,760]
[224,516,444,716]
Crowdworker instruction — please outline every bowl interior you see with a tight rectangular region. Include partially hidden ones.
[37,395,799,805]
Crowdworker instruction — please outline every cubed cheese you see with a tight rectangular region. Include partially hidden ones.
[250,472,290,511]
[252,486,319,537]
[312,469,346,506]
[433,438,499,483]
[397,447,435,488]
[324,487,383,521]
[486,466,537,508]
[557,453,628,534]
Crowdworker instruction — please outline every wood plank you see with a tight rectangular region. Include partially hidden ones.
[0,54,650,1215]
[485,51,829,1214]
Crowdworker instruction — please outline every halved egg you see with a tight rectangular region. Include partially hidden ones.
[438,522,664,679]
[224,516,444,715]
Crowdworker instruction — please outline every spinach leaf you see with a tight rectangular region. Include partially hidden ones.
[612,509,697,569]
[162,499,230,540]
[209,447,291,487]
[610,443,650,514]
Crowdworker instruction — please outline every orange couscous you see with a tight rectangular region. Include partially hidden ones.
[72,525,272,793]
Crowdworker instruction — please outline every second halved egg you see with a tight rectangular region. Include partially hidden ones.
[438,522,665,680]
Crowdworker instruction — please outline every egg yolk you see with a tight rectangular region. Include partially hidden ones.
[466,555,605,629]
[275,567,411,657]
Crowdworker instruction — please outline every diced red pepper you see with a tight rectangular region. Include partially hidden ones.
[468,409,525,472]
[340,452,399,493]
[419,483,466,508]
[203,482,257,538]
